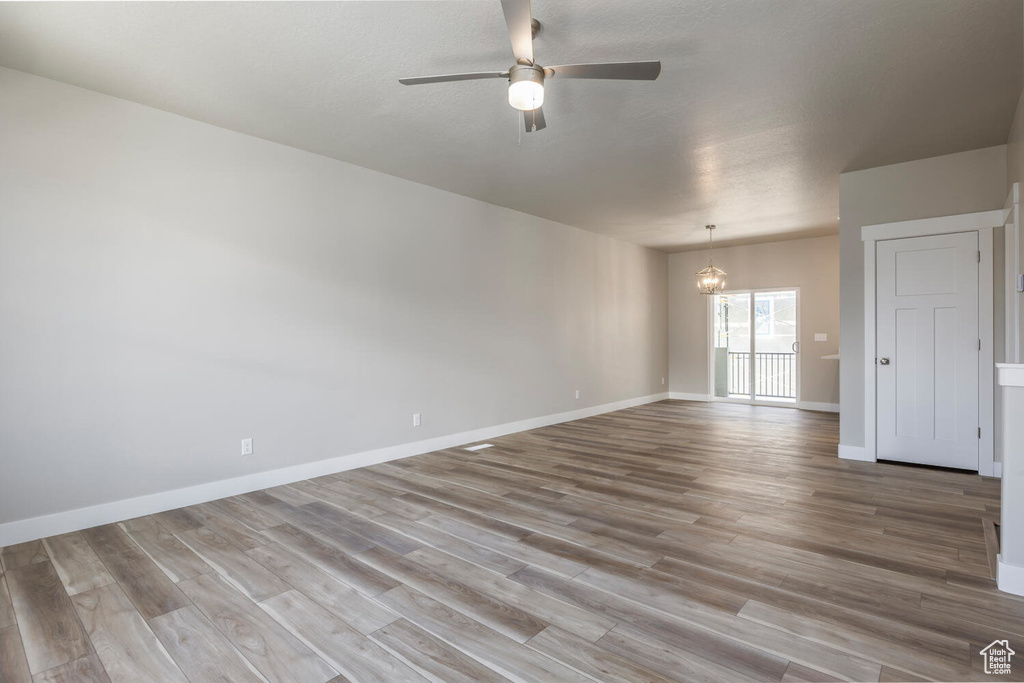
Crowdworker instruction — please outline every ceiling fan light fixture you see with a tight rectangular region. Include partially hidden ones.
[397,0,662,131]
[508,64,544,110]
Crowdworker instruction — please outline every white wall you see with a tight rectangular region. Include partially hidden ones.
[668,235,840,408]
[0,67,669,531]
[838,146,1008,452]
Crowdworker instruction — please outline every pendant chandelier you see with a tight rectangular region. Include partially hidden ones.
[695,224,726,295]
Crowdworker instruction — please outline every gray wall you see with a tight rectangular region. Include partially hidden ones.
[0,67,669,526]
[838,145,1008,450]
[1000,6,1024,581]
[1010,2,1024,206]
[668,235,840,406]
[1011,88,1024,205]
[1007,5,1024,351]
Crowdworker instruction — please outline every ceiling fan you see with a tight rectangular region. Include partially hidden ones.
[398,0,662,132]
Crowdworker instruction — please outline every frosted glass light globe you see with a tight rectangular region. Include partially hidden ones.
[508,80,544,111]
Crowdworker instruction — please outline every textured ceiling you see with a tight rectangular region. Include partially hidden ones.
[0,1,1020,251]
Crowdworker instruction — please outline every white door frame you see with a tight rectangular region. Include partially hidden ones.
[861,209,1001,475]
[707,287,801,409]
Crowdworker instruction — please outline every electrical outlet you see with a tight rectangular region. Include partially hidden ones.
[241,438,253,456]
[814,333,828,342]
[412,413,421,427]
[662,377,665,385]
[575,389,580,400]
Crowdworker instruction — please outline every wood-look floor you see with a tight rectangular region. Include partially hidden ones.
[1,400,1020,682]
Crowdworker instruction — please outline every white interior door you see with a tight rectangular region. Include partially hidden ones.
[876,232,979,470]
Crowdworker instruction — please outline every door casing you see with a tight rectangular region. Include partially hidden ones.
[859,210,999,475]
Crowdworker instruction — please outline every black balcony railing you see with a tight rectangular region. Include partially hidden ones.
[728,352,796,399]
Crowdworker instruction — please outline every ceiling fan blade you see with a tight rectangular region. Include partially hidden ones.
[524,107,546,133]
[501,0,534,65]
[399,71,508,86]
[544,61,662,80]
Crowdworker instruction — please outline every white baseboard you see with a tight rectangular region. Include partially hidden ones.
[0,392,670,547]
[998,555,1024,597]
[993,461,1003,478]
[668,392,711,402]
[838,444,875,462]
[798,401,840,413]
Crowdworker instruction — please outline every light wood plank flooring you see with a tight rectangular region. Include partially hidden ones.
[1,400,1020,682]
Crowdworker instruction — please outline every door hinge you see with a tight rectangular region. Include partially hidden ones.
[979,339,982,351]
[978,250,981,263]
[978,427,982,439]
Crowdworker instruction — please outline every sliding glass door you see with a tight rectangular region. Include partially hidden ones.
[712,288,799,405]
[712,293,751,398]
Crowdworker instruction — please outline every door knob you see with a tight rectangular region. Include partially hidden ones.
[879,357,890,365]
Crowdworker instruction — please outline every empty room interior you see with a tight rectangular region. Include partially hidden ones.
[3,1,1024,681]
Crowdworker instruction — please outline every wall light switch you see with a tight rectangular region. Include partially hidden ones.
[412,413,421,427]
[241,438,253,456]
[814,333,828,342]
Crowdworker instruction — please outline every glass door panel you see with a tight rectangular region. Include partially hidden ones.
[712,294,751,398]
[753,290,798,402]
